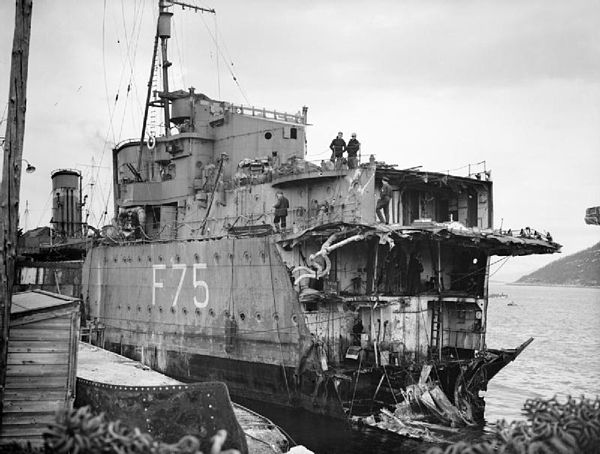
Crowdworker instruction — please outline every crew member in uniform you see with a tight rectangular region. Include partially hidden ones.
[376,177,392,224]
[346,133,360,169]
[329,132,346,169]
[273,191,290,232]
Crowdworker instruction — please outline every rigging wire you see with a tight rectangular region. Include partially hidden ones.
[213,13,220,98]
[197,11,250,104]
[35,189,53,227]
[0,102,8,130]
[91,0,148,226]
[102,0,118,146]
[488,255,511,278]
[171,19,187,89]
[120,0,147,116]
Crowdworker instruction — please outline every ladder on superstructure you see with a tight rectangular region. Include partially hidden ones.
[430,301,442,359]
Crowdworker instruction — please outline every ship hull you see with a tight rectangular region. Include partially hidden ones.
[83,237,348,417]
[83,234,531,424]
[110,340,348,418]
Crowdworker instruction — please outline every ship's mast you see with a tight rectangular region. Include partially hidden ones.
[136,1,215,179]
[158,1,173,137]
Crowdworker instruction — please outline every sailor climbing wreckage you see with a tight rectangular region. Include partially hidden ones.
[82,0,562,439]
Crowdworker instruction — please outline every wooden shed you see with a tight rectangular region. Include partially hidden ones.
[0,290,80,447]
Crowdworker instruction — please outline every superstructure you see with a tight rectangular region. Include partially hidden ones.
[82,1,561,426]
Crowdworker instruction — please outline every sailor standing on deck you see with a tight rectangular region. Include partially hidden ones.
[346,133,360,169]
[376,177,392,224]
[273,191,290,232]
[329,132,346,169]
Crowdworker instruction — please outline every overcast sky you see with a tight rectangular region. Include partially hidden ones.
[1,0,599,281]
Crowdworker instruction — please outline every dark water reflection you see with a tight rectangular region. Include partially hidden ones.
[235,396,435,454]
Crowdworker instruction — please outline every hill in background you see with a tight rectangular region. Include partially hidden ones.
[515,241,600,287]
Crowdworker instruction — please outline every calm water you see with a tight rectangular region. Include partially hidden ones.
[237,284,600,453]
[484,283,600,422]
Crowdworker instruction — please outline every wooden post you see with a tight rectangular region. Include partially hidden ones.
[0,0,33,427]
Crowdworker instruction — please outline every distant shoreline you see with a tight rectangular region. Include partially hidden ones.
[507,282,600,290]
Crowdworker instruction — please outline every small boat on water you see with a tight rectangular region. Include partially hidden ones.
[489,292,509,299]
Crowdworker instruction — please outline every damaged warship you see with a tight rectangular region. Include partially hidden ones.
[82,1,561,433]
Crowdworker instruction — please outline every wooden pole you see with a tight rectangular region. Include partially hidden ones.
[0,0,33,427]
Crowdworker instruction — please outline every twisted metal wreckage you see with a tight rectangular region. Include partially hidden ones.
[280,221,551,438]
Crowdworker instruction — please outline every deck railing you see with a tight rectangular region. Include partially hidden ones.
[229,104,306,124]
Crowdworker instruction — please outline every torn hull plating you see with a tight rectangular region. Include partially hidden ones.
[82,227,541,426]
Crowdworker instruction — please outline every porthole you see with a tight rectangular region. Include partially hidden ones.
[264,132,272,140]
[182,307,188,315]
[195,308,202,316]
[170,307,176,314]
[239,312,246,321]
[224,310,230,318]
[209,308,215,317]
[255,312,262,322]
[194,253,200,263]
[273,312,280,321]
[158,306,163,313]
[291,314,298,325]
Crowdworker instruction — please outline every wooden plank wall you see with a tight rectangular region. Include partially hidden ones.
[1,305,79,446]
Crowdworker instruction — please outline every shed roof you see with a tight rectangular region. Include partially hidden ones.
[11,290,79,316]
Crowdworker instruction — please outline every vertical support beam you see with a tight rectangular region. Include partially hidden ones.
[435,240,443,361]
[160,36,171,136]
[436,240,442,292]
[79,172,83,237]
[0,0,33,428]
[481,255,491,349]
[438,300,443,362]
[488,181,494,229]
[112,147,120,219]
[371,242,379,294]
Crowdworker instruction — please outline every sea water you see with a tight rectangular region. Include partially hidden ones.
[237,284,600,453]
[484,283,600,422]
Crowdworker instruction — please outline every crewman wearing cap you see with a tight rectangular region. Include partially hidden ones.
[376,177,392,224]
[329,132,346,169]
[346,133,360,169]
